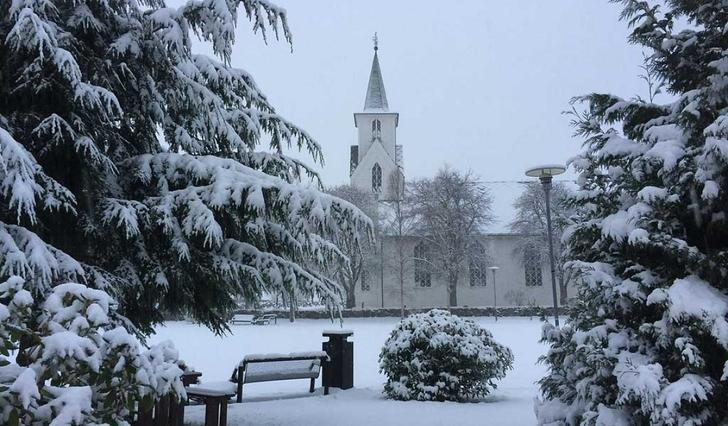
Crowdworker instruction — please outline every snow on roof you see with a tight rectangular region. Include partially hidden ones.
[363,50,389,111]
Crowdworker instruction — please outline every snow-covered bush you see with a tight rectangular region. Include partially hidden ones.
[536,1,728,424]
[0,276,184,425]
[379,309,513,402]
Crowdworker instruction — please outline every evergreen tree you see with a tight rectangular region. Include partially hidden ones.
[537,1,728,424]
[0,0,370,334]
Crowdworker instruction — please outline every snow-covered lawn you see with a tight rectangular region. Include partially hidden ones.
[150,317,546,425]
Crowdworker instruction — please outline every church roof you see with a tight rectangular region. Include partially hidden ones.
[364,50,389,111]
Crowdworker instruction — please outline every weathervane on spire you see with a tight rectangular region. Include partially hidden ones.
[373,32,378,51]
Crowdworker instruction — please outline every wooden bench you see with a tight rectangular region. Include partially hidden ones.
[253,313,277,325]
[233,351,329,403]
[230,314,255,325]
[230,313,277,325]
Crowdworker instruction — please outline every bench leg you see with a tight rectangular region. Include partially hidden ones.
[220,400,228,426]
[237,367,244,403]
[205,400,219,426]
[309,377,315,393]
[324,386,329,396]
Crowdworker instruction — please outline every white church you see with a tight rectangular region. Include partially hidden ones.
[348,41,575,309]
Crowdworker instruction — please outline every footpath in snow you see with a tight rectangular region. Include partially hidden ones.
[150,317,546,426]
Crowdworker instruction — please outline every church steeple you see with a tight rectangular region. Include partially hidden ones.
[351,35,402,201]
[364,33,389,111]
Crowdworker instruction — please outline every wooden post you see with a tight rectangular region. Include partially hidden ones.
[204,399,219,426]
[219,400,228,426]
[236,365,244,403]
[154,395,170,426]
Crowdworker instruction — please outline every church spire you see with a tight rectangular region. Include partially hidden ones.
[364,33,389,111]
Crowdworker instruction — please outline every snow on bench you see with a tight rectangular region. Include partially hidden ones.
[234,351,329,402]
[242,351,329,362]
[229,313,277,325]
[230,314,254,325]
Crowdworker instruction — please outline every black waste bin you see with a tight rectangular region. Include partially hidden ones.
[322,330,353,394]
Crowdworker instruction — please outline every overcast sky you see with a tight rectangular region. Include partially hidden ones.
[214,1,647,187]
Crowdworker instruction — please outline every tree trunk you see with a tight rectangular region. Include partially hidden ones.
[558,272,568,305]
[448,273,458,307]
[288,292,296,323]
[399,268,405,319]
[282,291,295,323]
[345,282,356,309]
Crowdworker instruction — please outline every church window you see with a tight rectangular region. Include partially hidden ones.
[414,241,431,287]
[372,163,382,192]
[371,119,381,139]
[469,242,487,287]
[360,268,370,291]
[524,244,543,287]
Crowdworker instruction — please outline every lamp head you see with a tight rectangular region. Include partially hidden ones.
[525,164,566,178]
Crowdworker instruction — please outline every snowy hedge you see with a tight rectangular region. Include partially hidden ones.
[0,276,184,425]
[379,309,513,402]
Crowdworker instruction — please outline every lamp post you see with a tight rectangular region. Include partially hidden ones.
[488,266,499,322]
[525,164,566,327]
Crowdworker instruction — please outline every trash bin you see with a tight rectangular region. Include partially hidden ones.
[322,330,353,394]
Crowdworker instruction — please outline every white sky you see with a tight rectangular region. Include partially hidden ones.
[175,0,650,231]
[219,1,647,186]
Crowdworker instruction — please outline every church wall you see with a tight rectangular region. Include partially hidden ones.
[353,234,575,309]
[354,112,397,159]
[350,140,399,201]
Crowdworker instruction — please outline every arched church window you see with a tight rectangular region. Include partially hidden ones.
[524,243,543,287]
[468,241,487,287]
[414,241,431,287]
[371,119,381,139]
[372,163,382,193]
[360,268,370,291]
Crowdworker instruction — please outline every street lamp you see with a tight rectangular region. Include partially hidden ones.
[525,164,566,327]
[488,266,499,322]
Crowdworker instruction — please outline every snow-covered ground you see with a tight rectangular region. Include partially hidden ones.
[150,317,547,426]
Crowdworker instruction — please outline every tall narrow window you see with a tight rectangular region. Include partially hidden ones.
[371,119,381,139]
[524,244,543,287]
[414,241,431,287]
[469,242,487,287]
[360,268,370,291]
[372,163,382,193]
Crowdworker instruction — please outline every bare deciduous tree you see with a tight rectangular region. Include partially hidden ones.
[380,168,415,318]
[509,182,573,304]
[408,167,493,306]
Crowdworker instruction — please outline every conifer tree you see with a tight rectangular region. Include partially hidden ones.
[0,0,370,334]
[537,1,728,424]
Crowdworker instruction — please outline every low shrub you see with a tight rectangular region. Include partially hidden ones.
[379,309,513,402]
